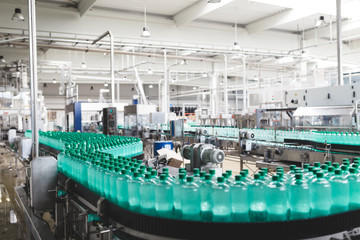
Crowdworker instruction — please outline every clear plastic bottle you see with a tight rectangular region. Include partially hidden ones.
[109,167,120,203]
[200,174,214,222]
[155,174,174,218]
[310,172,332,218]
[266,175,288,221]
[289,174,310,220]
[193,168,201,183]
[248,174,267,222]
[212,177,231,222]
[348,167,360,210]
[330,169,349,214]
[231,175,249,222]
[139,173,156,216]
[181,176,201,221]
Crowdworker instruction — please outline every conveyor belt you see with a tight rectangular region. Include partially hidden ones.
[58,172,360,240]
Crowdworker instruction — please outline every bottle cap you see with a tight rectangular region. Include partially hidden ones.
[151,170,157,177]
[335,169,342,175]
[179,173,186,180]
[217,176,225,183]
[159,174,166,181]
[314,162,320,167]
[260,168,268,174]
[332,162,340,168]
[295,173,302,180]
[290,165,296,170]
[144,173,151,179]
[193,168,200,174]
[328,166,334,172]
[121,169,127,174]
[325,161,332,166]
[222,173,229,178]
[205,174,212,181]
[200,171,206,178]
[235,175,241,181]
[316,172,324,178]
[349,168,356,174]
[341,165,348,171]
[186,176,194,182]
[146,167,152,172]
[321,164,328,170]
[254,174,260,180]
[272,175,279,181]
[303,164,309,169]
[226,170,233,175]
[162,168,169,173]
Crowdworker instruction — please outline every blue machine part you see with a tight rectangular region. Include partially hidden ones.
[132,99,138,105]
[74,102,82,132]
[154,141,173,156]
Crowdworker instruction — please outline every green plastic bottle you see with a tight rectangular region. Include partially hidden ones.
[173,173,186,218]
[310,172,331,218]
[116,169,131,208]
[288,174,310,220]
[200,174,214,222]
[248,174,267,222]
[193,168,201,182]
[266,175,287,221]
[231,175,249,222]
[348,167,360,210]
[139,173,156,216]
[212,177,231,222]
[181,176,201,221]
[155,174,174,218]
[330,169,349,214]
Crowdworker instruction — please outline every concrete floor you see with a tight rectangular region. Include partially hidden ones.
[0,145,26,240]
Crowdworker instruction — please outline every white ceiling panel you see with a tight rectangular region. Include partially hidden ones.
[94,0,199,16]
[198,0,287,25]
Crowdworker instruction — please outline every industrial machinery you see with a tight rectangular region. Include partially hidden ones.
[102,107,118,135]
[124,104,157,137]
[181,143,225,175]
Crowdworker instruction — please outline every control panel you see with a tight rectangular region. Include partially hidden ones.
[103,107,118,135]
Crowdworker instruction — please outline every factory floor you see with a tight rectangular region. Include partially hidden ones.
[0,145,26,240]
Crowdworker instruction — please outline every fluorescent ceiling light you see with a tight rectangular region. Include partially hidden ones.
[81,62,87,69]
[147,68,153,75]
[202,73,208,78]
[104,82,108,87]
[193,87,197,90]
[180,59,187,65]
[208,0,221,3]
[12,8,24,21]
[149,84,153,88]
[52,79,56,84]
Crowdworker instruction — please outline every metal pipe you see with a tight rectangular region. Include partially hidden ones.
[223,54,228,114]
[163,49,168,121]
[336,0,344,85]
[92,31,115,106]
[28,0,39,158]
[0,37,27,44]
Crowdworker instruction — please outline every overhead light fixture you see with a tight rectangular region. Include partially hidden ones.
[141,5,151,38]
[104,82,108,87]
[233,41,241,50]
[147,68,153,75]
[43,83,47,88]
[202,72,208,78]
[0,56,5,63]
[12,8,24,21]
[315,16,326,27]
[207,0,221,3]
[149,84,153,88]
[193,87,197,90]
[180,59,187,65]
[90,86,94,90]
[103,52,107,56]
[52,79,56,84]
[81,62,87,69]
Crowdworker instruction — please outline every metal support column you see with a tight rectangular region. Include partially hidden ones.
[92,31,115,106]
[223,54,228,114]
[242,55,247,112]
[28,0,39,158]
[163,49,168,122]
[336,0,343,86]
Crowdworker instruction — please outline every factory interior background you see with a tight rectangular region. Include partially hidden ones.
[1,0,360,239]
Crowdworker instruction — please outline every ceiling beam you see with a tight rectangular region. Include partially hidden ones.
[173,0,235,27]
[78,0,97,17]
[246,8,316,34]
[304,19,360,41]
